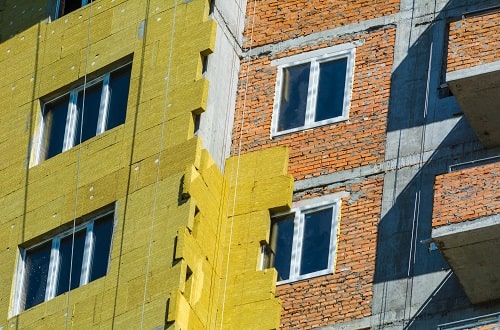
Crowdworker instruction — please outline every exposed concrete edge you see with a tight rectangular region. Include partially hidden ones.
[447,61,500,84]
[317,315,373,329]
[241,0,497,60]
[294,141,488,192]
[212,5,245,55]
[243,12,404,58]
[432,214,500,244]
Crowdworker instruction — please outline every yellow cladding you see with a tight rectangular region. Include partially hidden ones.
[171,146,293,329]
[0,0,292,329]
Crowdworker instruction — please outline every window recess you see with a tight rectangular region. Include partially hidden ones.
[271,46,355,137]
[262,199,340,284]
[34,62,132,165]
[54,0,88,19]
[11,210,115,316]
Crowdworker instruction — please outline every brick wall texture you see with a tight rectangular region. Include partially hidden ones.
[233,1,397,327]
[432,162,499,228]
[232,28,396,181]
[243,0,399,48]
[447,11,500,73]
[275,177,383,329]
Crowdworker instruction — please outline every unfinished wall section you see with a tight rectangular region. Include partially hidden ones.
[0,0,293,328]
[199,0,248,168]
[447,11,500,72]
[276,176,383,329]
[232,0,396,325]
[0,0,231,328]
[176,146,293,329]
[243,0,399,48]
[233,27,396,181]
[432,163,499,228]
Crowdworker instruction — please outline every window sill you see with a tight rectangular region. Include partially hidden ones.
[276,269,334,286]
[271,116,348,138]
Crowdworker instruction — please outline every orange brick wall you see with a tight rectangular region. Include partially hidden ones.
[234,1,395,328]
[447,11,500,73]
[432,162,499,228]
[478,323,500,330]
[232,28,395,181]
[243,0,399,48]
[277,177,383,329]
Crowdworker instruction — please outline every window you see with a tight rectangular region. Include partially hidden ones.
[271,45,355,136]
[34,63,131,164]
[11,211,115,315]
[54,0,88,19]
[262,199,340,284]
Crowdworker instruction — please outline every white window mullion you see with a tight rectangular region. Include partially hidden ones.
[327,203,339,271]
[290,212,303,280]
[45,239,60,301]
[305,61,319,126]
[63,91,79,151]
[343,48,356,118]
[80,222,95,286]
[270,67,284,137]
[96,74,111,135]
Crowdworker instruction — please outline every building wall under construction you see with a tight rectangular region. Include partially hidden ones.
[0,0,292,329]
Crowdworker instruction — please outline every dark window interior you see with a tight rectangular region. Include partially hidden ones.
[90,214,114,281]
[58,0,83,18]
[300,208,333,275]
[107,63,132,130]
[44,95,70,159]
[271,214,295,281]
[57,229,86,296]
[24,242,51,310]
[278,63,310,131]
[76,81,102,144]
[315,58,347,122]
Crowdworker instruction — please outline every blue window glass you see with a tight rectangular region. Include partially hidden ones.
[76,82,103,144]
[24,242,51,310]
[107,63,131,130]
[56,229,86,296]
[16,211,114,313]
[315,58,347,122]
[271,214,295,281]
[278,63,310,131]
[267,202,338,283]
[90,214,114,281]
[38,63,131,163]
[300,208,333,275]
[57,0,86,18]
[273,49,353,136]
[44,95,70,159]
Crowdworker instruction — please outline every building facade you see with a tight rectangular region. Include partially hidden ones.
[0,0,292,328]
[232,0,500,329]
[0,0,499,329]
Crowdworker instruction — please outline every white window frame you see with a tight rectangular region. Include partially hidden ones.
[32,62,130,165]
[270,44,356,137]
[263,197,341,285]
[10,210,115,316]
